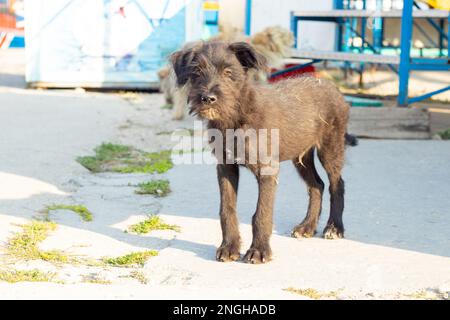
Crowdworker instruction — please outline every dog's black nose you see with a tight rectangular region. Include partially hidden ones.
[201,94,217,104]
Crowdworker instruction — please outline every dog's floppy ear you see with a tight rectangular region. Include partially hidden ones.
[169,49,197,87]
[228,42,267,71]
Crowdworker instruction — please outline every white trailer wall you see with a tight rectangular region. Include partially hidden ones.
[25,0,204,88]
[250,0,336,51]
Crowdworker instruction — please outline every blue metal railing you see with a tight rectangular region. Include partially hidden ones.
[290,0,449,106]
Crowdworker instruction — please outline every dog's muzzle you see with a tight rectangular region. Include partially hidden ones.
[189,94,220,120]
[200,94,217,105]
[199,107,219,120]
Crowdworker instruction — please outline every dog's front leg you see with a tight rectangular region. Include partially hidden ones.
[216,164,241,262]
[244,172,278,264]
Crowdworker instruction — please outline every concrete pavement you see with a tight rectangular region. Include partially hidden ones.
[0,85,449,299]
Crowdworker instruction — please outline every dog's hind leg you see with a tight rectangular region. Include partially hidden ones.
[292,148,325,238]
[317,133,346,239]
[216,164,241,262]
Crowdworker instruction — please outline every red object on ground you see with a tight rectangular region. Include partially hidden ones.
[269,64,316,83]
[0,13,17,29]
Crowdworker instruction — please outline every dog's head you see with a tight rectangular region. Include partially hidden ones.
[170,41,267,123]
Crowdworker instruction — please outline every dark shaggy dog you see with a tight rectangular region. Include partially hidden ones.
[171,41,353,264]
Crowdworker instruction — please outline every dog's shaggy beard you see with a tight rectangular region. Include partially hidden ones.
[188,87,242,128]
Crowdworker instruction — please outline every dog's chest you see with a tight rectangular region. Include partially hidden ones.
[208,131,280,166]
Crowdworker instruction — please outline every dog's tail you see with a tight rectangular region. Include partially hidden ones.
[345,133,358,147]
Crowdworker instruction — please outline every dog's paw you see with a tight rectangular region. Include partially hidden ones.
[323,224,344,240]
[243,246,272,264]
[292,223,317,238]
[216,244,240,262]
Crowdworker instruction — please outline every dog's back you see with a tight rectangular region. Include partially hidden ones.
[248,76,350,161]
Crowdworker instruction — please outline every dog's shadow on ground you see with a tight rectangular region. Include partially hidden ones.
[160,141,450,259]
[1,140,450,261]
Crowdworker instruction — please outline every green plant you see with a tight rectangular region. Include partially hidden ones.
[6,220,69,263]
[438,128,450,140]
[77,143,173,174]
[44,204,93,222]
[128,270,148,284]
[284,287,340,300]
[135,179,171,197]
[0,269,56,283]
[128,215,180,234]
[103,251,158,267]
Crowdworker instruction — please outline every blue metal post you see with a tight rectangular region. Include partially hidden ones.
[290,12,298,49]
[359,0,367,84]
[447,14,450,61]
[361,0,367,53]
[343,19,352,52]
[398,0,414,106]
[351,16,358,50]
[439,19,444,57]
[408,86,450,104]
[334,0,344,51]
[372,0,383,52]
[245,0,252,36]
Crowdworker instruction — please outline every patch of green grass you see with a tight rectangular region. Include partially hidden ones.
[38,250,70,263]
[128,215,180,235]
[83,278,112,285]
[77,143,173,174]
[44,204,93,222]
[0,269,56,283]
[284,287,340,300]
[103,251,158,267]
[404,290,440,300]
[75,257,107,267]
[135,179,171,197]
[77,143,132,172]
[95,143,132,159]
[77,156,101,172]
[7,220,69,263]
[438,128,450,140]
[156,130,173,136]
[179,128,195,136]
[142,150,174,173]
[128,270,148,284]
[81,274,112,285]
[161,104,173,110]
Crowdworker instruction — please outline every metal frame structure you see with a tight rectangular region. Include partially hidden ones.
[289,0,449,106]
[245,0,252,35]
[341,1,448,57]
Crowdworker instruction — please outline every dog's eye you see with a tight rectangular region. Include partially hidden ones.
[223,68,233,78]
